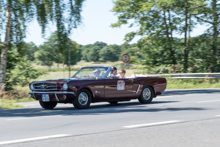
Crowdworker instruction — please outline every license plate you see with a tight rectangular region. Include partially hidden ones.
[42,94,50,102]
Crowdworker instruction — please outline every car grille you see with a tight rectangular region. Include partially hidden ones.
[33,83,57,90]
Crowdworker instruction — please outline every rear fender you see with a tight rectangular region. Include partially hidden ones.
[139,82,156,97]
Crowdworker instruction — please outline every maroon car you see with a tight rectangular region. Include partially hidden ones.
[29,66,167,109]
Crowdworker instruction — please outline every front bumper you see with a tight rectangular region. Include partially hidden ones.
[28,91,75,102]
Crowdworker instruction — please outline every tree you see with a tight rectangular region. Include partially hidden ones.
[0,0,85,90]
[173,0,206,72]
[22,42,38,61]
[35,32,79,66]
[81,41,107,62]
[194,0,220,72]
[9,57,46,87]
[63,40,80,65]
[188,34,220,72]
[112,0,206,72]
[121,43,142,64]
[87,46,102,62]
[99,45,120,62]
[111,0,179,66]
[35,45,55,67]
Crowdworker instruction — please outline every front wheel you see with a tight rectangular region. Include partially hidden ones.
[138,86,154,104]
[39,101,57,109]
[73,89,91,109]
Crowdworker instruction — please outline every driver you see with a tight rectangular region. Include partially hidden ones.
[93,69,101,77]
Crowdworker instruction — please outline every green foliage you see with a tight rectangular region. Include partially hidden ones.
[81,41,107,62]
[112,0,219,73]
[22,42,39,61]
[121,43,142,64]
[0,0,85,44]
[87,46,102,62]
[99,45,121,62]
[35,32,79,66]
[0,0,85,90]
[8,58,46,87]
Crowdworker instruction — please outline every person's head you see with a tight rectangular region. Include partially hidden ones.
[111,67,117,75]
[93,69,101,76]
[120,69,126,77]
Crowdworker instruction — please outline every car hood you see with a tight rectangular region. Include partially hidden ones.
[32,78,78,84]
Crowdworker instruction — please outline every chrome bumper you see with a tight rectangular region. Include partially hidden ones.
[28,91,75,95]
[29,91,75,101]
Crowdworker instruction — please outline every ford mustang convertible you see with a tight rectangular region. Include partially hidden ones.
[29,66,167,109]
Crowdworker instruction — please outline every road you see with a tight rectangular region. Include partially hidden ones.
[0,88,220,147]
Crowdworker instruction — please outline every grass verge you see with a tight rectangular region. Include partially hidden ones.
[0,90,34,109]
[0,99,24,109]
[167,78,220,89]
[0,97,34,109]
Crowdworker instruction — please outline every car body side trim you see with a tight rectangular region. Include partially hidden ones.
[29,91,75,95]
[136,84,141,94]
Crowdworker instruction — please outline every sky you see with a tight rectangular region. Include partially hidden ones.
[23,0,209,46]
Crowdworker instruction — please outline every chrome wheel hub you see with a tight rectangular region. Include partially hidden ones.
[78,92,88,105]
[143,88,151,100]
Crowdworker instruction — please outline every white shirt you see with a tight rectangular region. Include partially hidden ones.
[109,73,119,78]
[119,75,126,79]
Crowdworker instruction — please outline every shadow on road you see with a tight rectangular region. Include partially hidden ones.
[163,89,220,96]
[0,100,206,118]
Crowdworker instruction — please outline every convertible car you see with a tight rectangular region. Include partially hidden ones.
[29,66,167,109]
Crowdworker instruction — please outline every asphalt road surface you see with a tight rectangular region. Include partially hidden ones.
[0,88,220,147]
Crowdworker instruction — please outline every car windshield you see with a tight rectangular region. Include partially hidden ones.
[72,67,109,79]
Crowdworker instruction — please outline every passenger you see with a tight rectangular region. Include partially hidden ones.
[109,67,119,78]
[93,69,101,77]
[119,69,126,79]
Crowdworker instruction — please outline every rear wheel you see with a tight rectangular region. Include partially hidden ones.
[39,101,57,109]
[108,101,118,105]
[73,89,91,109]
[138,86,154,104]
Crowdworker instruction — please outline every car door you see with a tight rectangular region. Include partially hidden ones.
[104,78,135,99]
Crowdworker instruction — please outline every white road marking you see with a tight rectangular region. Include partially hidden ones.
[197,100,220,103]
[157,96,173,98]
[6,115,62,121]
[0,134,71,145]
[123,120,181,128]
[216,115,220,117]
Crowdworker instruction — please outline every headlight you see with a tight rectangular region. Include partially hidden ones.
[63,83,68,90]
[30,84,34,90]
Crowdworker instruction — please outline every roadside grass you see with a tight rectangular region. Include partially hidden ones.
[167,78,220,89]
[0,90,33,109]
[0,100,23,109]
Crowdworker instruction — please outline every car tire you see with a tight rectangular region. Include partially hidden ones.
[138,86,154,104]
[73,89,91,109]
[39,101,57,109]
[108,101,118,105]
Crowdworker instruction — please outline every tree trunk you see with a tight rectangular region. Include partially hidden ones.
[184,0,188,73]
[0,5,11,90]
[211,0,218,72]
[163,10,176,65]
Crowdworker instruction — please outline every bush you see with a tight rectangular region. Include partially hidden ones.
[8,59,46,87]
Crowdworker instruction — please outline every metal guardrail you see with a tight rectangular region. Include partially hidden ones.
[135,73,220,79]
